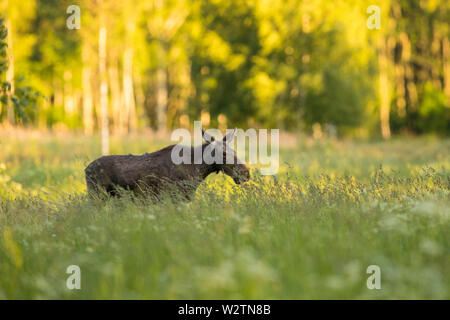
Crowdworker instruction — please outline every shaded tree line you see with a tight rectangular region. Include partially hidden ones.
[0,0,449,139]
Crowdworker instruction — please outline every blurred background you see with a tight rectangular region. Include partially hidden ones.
[0,0,449,140]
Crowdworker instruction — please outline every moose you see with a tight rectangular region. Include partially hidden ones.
[85,129,250,200]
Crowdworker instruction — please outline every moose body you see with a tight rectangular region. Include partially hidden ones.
[85,130,249,200]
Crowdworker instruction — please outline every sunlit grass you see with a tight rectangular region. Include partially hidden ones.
[0,130,449,299]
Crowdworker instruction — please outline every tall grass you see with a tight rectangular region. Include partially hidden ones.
[0,130,449,299]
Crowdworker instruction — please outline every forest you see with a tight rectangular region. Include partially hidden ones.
[1,0,449,138]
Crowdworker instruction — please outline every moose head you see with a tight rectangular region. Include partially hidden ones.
[201,128,250,184]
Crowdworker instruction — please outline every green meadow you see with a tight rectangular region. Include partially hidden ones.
[0,130,449,299]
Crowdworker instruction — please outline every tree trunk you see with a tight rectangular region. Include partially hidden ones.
[156,43,168,134]
[122,46,136,133]
[443,37,450,104]
[5,18,14,125]
[378,38,391,139]
[64,70,75,116]
[108,54,121,134]
[396,32,410,118]
[82,44,94,135]
[134,71,146,127]
[99,24,109,155]
[53,77,63,107]
[431,29,442,90]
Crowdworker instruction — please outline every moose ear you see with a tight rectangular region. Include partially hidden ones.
[201,128,215,143]
[223,128,236,144]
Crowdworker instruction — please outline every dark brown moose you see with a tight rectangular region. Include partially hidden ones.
[85,129,250,200]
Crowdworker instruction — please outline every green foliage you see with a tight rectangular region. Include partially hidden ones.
[188,1,260,126]
[2,0,450,135]
[417,82,450,135]
[0,18,9,103]
[10,77,42,124]
[303,66,369,128]
[0,19,6,67]
[0,16,42,124]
